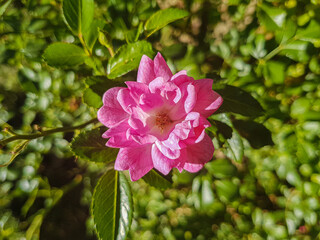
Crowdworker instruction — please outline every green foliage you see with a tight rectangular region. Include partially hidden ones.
[92,170,133,240]
[71,128,119,163]
[1,0,320,239]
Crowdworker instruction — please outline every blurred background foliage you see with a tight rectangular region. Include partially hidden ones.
[0,0,320,239]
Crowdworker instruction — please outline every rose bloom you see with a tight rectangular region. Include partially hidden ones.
[98,53,223,181]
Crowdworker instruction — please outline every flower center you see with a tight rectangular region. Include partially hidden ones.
[155,112,172,131]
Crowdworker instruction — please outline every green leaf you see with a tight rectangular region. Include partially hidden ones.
[84,19,105,51]
[215,179,238,202]
[144,8,189,37]
[257,3,286,31]
[0,0,13,17]
[142,169,172,190]
[43,43,87,67]
[92,170,133,240]
[214,85,264,117]
[0,140,30,167]
[62,0,94,36]
[70,128,118,163]
[278,19,297,44]
[233,120,274,149]
[205,159,236,179]
[264,61,286,84]
[107,41,154,79]
[296,20,320,43]
[83,76,125,108]
[280,41,310,62]
[225,129,244,163]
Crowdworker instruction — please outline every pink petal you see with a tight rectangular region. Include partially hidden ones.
[137,55,155,85]
[193,79,223,117]
[114,145,153,181]
[98,87,128,128]
[155,140,180,159]
[154,52,173,81]
[184,84,197,113]
[102,120,130,138]
[151,144,174,175]
[125,81,149,102]
[117,88,135,114]
[106,132,139,148]
[183,134,214,172]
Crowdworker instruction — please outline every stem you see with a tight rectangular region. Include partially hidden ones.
[263,45,283,61]
[0,118,98,147]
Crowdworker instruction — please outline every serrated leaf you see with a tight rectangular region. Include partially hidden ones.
[107,41,154,79]
[71,128,118,163]
[62,0,94,36]
[233,120,274,149]
[142,169,172,190]
[144,8,189,37]
[214,85,264,117]
[43,43,87,67]
[92,170,133,240]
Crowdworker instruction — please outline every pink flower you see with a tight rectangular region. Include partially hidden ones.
[98,53,223,181]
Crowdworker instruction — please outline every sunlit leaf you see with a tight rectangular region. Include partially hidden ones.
[43,43,87,67]
[92,170,133,240]
[144,8,189,37]
[107,41,154,79]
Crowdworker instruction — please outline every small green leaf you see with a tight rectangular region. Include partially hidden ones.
[214,85,264,117]
[215,179,238,202]
[70,128,118,163]
[233,120,274,149]
[280,41,310,62]
[92,170,133,240]
[43,43,87,67]
[84,19,105,51]
[264,61,286,84]
[83,88,103,108]
[107,41,154,79]
[62,0,94,36]
[142,169,172,190]
[0,140,30,167]
[257,3,286,31]
[225,130,244,163]
[144,8,189,37]
[296,20,320,43]
[205,159,236,179]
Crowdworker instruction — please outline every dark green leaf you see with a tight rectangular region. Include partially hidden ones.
[62,0,94,36]
[83,76,125,108]
[233,120,274,149]
[0,0,13,17]
[144,8,189,37]
[214,85,264,117]
[107,41,154,79]
[92,170,133,240]
[70,128,118,163]
[43,43,87,67]
[142,169,172,190]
